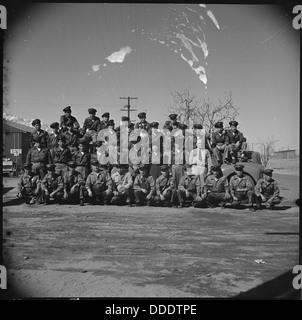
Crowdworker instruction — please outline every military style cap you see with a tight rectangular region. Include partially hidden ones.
[229,120,239,127]
[160,165,170,172]
[67,161,77,168]
[31,119,41,126]
[102,112,110,118]
[163,124,173,131]
[46,164,56,171]
[23,163,32,169]
[99,164,108,171]
[139,164,149,171]
[138,112,146,118]
[193,124,203,129]
[149,122,159,128]
[50,122,59,129]
[88,108,97,114]
[179,123,188,130]
[263,168,274,175]
[91,160,100,166]
[212,165,222,172]
[121,116,130,122]
[214,121,223,128]
[169,114,178,120]
[234,164,245,171]
[63,106,71,113]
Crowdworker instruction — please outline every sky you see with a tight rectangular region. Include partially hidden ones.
[3,3,300,151]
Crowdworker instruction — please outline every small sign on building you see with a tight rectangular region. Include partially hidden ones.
[10,149,22,156]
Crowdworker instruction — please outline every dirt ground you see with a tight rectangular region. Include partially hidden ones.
[1,171,300,299]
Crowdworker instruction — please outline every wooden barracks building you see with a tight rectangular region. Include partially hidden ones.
[3,119,34,170]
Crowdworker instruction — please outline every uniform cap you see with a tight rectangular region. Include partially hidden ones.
[193,124,203,129]
[138,112,146,118]
[214,122,223,129]
[121,116,130,122]
[169,114,178,120]
[179,123,188,130]
[102,112,110,118]
[149,122,159,128]
[50,122,59,129]
[160,165,170,172]
[31,119,41,126]
[63,106,71,113]
[138,164,149,171]
[229,120,239,127]
[107,120,115,126]
[212,165,222,172]
[263,168,273,175]
[91,160,100,166]
[234,164,245,171]
[88,108,97,114]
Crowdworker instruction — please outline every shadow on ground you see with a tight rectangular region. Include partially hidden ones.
[232,270,301,299]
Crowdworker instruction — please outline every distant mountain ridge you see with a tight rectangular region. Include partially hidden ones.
[3,112,52,133]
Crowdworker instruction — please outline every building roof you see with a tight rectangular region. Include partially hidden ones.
[3,119,35,133]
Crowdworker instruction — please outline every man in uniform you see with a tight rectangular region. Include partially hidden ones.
[168,114,180,127]
[17,163,40,204]
[61,161,86,206]
[111,164,134,206]
[176,164,203,208]
[50,136,72,178]
[60,106,80,132]
[40,164,63,204]
[30,119,49,148]
[47,122,62,150]
[202,165,231,208]
[82,108,101,139]
[154,165,176,207]
[135,112,150,133]
[85,160,113,205]
[229,164,258,211]
[255,168,281,210]
[211,121,229,166]
[26,137,51,179]
[72,141,91,180]
[133,165,155,206]
[99,112,111,130]
[225,121,247,164]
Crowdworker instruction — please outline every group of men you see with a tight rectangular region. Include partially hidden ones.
[17,106,281,210]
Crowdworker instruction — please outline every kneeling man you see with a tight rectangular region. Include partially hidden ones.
[133,165,155,206]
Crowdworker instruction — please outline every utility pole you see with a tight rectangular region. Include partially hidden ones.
[120,97,138,121]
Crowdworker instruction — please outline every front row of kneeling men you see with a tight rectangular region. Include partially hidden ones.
[17,162,281,211]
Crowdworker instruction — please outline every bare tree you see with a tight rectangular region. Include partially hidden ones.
[256,136,279,167]
[169,89,239,133]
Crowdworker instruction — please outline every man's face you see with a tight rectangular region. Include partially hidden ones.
[79,144,84,152]
[35,124,41,131]
[236,170,243,178]
[231,125,237,132]
[213,170,220,178]
[24,169,31,175]
[103,117,109,122]
[196,139,205,149]
[69,167,75,174]
[161,170,168,178]
[140,117,146,122]
[34,142,41,148]
[58,140,64,148]
[51,128,58,134]
[90,112,96,118]
[140,169,147,177]
[92,165,100,172]
[264,173,273,182]
[216,127,223,133]
[65,112,71,118]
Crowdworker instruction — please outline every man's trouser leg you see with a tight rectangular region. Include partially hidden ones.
[206,192,226,207]
[134,190,144,204]
[32,163,46,179]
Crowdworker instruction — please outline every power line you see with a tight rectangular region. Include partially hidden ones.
[120,96,138,121]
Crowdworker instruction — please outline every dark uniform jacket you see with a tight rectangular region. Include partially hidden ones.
[229,175,253,196]
[30,130,49,148]
[60,114,80,131]
[156,175,175,195]
[51,147,72,164]
[83,116,101,132]
[26,147,51,165]
[178,175,201,195]
[255,178,280,199]
[133,175,155,194]
[211,132,229,147]
[47,132,62,149]
[72,151,91,167]
[17,173,39,193]
[204,175,229,193]
[225,129,244,144]
[99,120,111,130]
[62,171,84,191]
[62,131,78,147]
